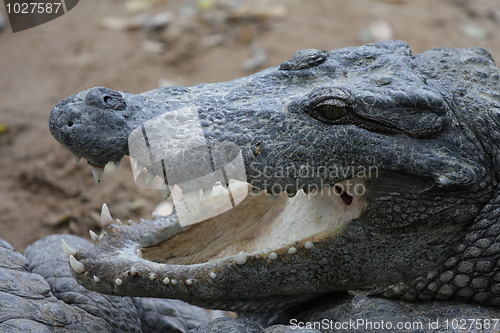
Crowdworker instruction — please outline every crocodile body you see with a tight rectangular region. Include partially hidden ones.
[47,41,499,322]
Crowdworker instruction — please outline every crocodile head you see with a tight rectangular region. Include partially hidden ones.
[49,41,500,311]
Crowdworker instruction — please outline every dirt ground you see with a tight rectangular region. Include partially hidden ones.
[0,0,499,251]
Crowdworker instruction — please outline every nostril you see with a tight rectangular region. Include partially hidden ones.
[103,95,111,103]
[67,121,74,127]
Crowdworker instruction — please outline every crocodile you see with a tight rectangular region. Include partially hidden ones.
[48,41,499,318]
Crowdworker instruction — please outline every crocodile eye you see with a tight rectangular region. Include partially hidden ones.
[314,99,347,122]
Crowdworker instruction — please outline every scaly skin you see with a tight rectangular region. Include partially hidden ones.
[49,41,500,312]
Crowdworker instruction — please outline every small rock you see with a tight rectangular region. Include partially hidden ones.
[125,0,154,13]
[157,78,180,88]
[358,20,394,42]
[197,0,216,11]
[462,22,489,40]
[243,47,268,72]
[138,11,174,33]
[370,21,394,41]
[141,40,166,54]
[466,4,494,19]
[0,124,9,134]
[202,34,226,47]
[101,17,141,31]
[128,199,146,212]
[228,1,287,21]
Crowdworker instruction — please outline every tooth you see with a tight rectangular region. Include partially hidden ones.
[202,187,213,200]
[92,167,104,183]
[171,185,183,201]
[115,219,123,226]
[100,203,113,227]
[209,272,217,279]
[304,241,314,249]
[185,279,193,286]
[93,275,100,283]
[182,190,201,216]
[149,273,157,281]
[287,247,298,255]
[131,158,144,173]
[73,154,81,163]
[268,252,278,261]
[69,255,85,274]
[114,160,121,169]
[162,277,170,285]
[105,161,116,172]
[152,211,158,219]
[145,172,156,186]
[129,267,138,277]
[61,239,76,257]
[115,278,123,286]
[89,230,98,242]
[235,251,248,265]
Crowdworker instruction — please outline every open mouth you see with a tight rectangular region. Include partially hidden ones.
[62,156,368,311]
[138,178,365,266]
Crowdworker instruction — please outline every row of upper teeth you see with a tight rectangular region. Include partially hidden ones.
[73,154,122,184]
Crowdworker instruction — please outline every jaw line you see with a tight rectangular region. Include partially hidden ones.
[66,177,367,310]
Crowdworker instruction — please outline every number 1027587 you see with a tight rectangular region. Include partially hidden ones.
[6,2,63,14]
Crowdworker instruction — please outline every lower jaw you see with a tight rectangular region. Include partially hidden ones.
[66,178,366,310]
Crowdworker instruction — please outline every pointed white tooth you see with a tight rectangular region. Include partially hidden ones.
[92,167,104,183]
[61,239,76,257]
[89,230,99,242]
[202,187,213,200]
[114,160,121,169]
[73,154,81,163]
[209,272,217,279]
[162,277,170,285]
[105,161,116,172]
[152,211,158,219]
[149,273,157,281]
[100,203,113,227]
[235,251,247,265]
[131,158,144,173]
[268,252,278,261]
[69,255,85,274]
[171,185,183,201]
[304,241,314,249]
[145,172,156,186]
[115,278,123,286]
[93,275,100,283]
[115,218,123,226]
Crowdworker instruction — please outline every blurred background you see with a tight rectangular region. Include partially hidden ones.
[0,0,499,250]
